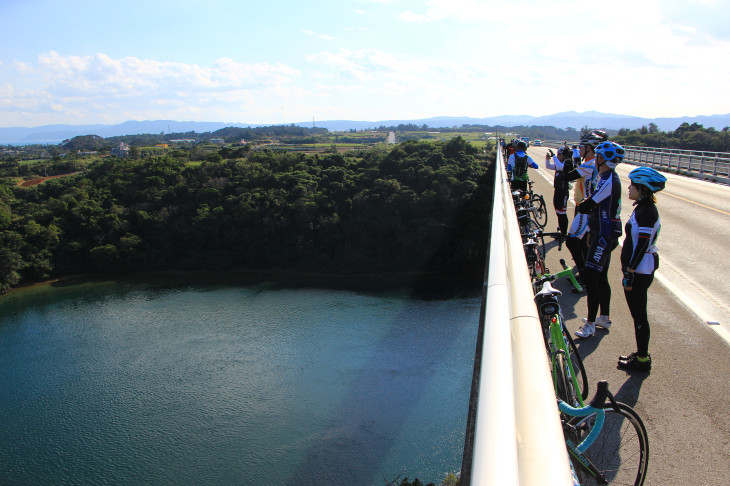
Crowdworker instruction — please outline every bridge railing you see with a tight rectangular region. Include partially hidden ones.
[461,149,572,485]
[622,145,730,179]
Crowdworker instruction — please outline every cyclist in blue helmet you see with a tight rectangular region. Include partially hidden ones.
[563,130,609,281]
[574,141,624,338]
[618,166,667,372]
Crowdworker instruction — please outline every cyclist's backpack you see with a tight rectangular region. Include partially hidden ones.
[513,153,528,178]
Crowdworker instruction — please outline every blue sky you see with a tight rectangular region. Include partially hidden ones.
[1,0,729,127]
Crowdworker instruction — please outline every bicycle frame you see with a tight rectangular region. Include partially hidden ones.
[531,259,583,294]
[533,264,587,405]
[539,295,586,408]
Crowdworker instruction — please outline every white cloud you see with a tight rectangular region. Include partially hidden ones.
[0,52,303,125]
[30,52,300,94]
[3,0,730,127]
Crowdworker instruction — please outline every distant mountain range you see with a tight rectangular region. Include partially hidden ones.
[2,111,729,144]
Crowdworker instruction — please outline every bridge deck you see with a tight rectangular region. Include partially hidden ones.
[525,146,730,485]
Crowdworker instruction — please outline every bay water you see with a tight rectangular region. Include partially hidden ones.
[0,277,480,485]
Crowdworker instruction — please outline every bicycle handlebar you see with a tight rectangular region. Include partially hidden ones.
[540,232,563,239]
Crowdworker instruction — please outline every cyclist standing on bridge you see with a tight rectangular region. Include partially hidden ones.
[574,141,624,338]
[507,140,538,192]
[617,167,667,371]
[563,130,609,282]
[545,145,575,236]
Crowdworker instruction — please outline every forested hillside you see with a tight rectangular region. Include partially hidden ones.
[613,122,730,152]
[0,137,494,292]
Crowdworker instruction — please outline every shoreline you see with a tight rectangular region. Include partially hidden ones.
[6,269,485,298]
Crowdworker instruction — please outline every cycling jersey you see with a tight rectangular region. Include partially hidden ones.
[545,154,574,190]
[546,154,573,215]
[581,169,622,272]
[621,198,661,274]
[571,157,598,204]
[585,169,622,241]
[568,212,589,238]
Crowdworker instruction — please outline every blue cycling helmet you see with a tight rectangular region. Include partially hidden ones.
[628,167,667,192]
[595,141,625,168]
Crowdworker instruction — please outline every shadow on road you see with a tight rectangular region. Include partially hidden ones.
[574,329,609,359]
[612,372,649,408]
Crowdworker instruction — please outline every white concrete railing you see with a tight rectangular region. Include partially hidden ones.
[467,149,572,485]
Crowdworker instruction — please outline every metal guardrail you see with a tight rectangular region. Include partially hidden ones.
[461,149,572,485]
[623,145,730,179]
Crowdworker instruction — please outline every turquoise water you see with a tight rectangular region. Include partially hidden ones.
[0,279,480,485]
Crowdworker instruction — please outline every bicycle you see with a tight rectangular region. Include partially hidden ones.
[522,228,582,294]
[522,233,546,280]
[559,381,650,485]
[516,206,542,237]
[515,180,548,228]
[534,263,588,407]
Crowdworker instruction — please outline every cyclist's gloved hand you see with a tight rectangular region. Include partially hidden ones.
[622,271,635,289]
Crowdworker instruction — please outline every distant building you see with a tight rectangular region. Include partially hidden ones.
[210,138,225,145]
[155,143,169,149]
[386,131,396,144]
[170,139,197,147]
[110,142,130,158]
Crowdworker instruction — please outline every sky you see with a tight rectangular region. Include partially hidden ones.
[1,0,729,128]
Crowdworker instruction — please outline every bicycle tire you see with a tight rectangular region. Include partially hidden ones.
[571,402,649,486]
[520,218,541,236]
[533,249,546,279]
[565,326,589,401]
[554,353,578,406]
[533,195,548,228]
[535,231,546,264]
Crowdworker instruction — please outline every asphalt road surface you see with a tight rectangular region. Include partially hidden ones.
[523,146,730,485]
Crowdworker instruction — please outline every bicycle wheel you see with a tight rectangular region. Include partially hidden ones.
[530,250,546,280]
[520,218,541,236]
[565,326,589,401]
[533,195,548,228]
[572,403,649,486]
[535,230,546,263]
[554,353,579,407]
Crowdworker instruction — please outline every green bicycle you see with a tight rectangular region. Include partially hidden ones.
[533,261,588,407]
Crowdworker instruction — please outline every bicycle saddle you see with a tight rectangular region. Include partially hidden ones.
[536,280,562,298]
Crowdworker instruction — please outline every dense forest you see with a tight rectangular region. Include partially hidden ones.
[0,137,494,292]
[613,122,730,152]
